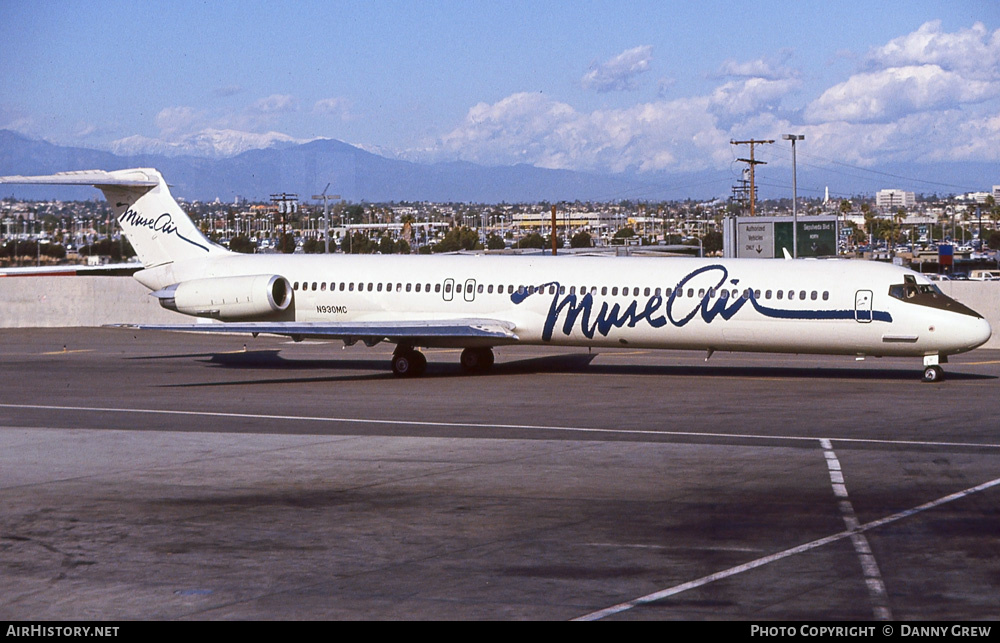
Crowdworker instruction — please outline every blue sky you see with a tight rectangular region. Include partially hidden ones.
[2,0,998,184]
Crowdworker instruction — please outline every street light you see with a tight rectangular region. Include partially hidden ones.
[312,184,341,253]
[782,134,804,258]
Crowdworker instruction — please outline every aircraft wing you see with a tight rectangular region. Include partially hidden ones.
[113,318,520,347]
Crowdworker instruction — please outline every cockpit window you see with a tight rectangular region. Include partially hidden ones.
[888,274,981,318]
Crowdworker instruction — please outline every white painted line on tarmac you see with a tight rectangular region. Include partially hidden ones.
[574,475,1000,621]
[2,403,1000,451]
[819,438,891,621]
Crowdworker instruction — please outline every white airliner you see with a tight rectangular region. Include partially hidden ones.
[0,168,991,382]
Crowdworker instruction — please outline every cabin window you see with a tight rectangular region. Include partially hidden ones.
[406,283,412,292]
[612,287,619,296]
[508,285,515,294]
[799,290,806,300]
[339,283,345,291]
[644,287,650,297]
[348,283,354,292]
[765,290,772,299]
[396,283,402,292]
[720,289,728,299]
[787,290,794,300]
[754,289,760,299]
[321,282,327,291]
[487,285,493,294]
[445,283,452,294]
[698,288,705,297]
[435,284,441,293]
[810,291,818,300]
[548,285,555,295]
[601,286,608,296]
[822,291,829,300]
[293,282,299,290]
[687,288,694,298]
[377,283,383,292]
[559,286,565,294]
[478,284,484,294]
[776,290,783,300]
[655,287,661,296]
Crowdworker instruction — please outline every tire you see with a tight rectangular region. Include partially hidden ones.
[460,347,494,373]
[392,352,414,377]
[922,365,944,383]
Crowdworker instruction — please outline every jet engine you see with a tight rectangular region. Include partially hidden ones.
[153,274,293,320]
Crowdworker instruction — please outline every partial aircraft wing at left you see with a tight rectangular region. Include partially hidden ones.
[112,318,520,346]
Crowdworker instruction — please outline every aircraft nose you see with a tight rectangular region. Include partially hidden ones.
[970,317,993,350]
[953,315,993,352]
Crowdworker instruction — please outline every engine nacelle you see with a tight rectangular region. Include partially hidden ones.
[154,274,293,320]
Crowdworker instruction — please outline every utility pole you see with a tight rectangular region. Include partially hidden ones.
[551,204,558,255]
[270,193,298,253]
[731,139,774,217]
[312,184,341,254]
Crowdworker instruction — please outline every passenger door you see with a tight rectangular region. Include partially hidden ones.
[855,290,873,323]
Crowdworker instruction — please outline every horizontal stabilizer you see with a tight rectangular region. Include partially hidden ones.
[0,169,160,188]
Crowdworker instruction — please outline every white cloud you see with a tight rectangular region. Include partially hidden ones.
[433,91,734,173]
[155,106,204,138]
[805,64,998,123]
[314,97,354,120]
[709,77,800,116]
[581,45,653,93]
[716,52,798,81]
[867,21,1000,80]
[251,94,297,114]
[807,22,1000,124]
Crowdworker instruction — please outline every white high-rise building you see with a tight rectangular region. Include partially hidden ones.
[876,189,916,210]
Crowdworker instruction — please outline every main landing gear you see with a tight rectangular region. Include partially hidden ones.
[391,347,427,378]
[390,346,496,378]
[460,347,495,373]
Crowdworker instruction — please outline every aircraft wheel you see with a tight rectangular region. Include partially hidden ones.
[922,365,945,383]
[411,350,427,377]
[460,347,494,373]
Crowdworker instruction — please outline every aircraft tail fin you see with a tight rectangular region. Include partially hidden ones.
[0,168,229,268]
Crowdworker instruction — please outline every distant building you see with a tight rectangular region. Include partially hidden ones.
[993,185,1000,200]
[876,189,916,210]
[963,192,992,204]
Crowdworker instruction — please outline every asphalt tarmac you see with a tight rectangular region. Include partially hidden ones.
[1,328,998,620]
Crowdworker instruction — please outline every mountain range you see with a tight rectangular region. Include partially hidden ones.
[0,130,995,204]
